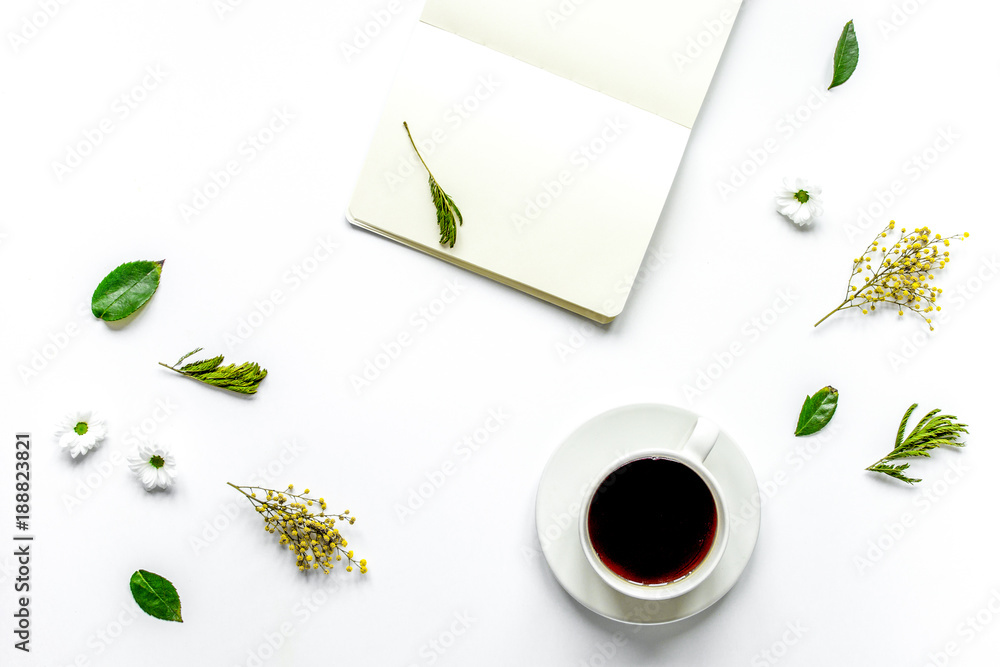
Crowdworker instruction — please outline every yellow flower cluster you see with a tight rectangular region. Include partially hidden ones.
[229,483,367,575]
[816,221,968,329]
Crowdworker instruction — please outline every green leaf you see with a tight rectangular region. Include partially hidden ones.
[829,20,859,90]
[180,354,225,374]
[894,403,918,450]
[430,177,463,248]
[404,122,464,248]
[795,386,839,436]
[866,462,920,485]
[174,347,203,367]
[92,260,164,321]
[129,570,183,622]
[160,348,267,395]
[866,404,968,484]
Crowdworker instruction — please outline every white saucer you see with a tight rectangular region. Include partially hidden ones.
[535,404,760,624]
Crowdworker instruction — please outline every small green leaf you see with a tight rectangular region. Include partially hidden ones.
[174,347,203,367]
[129,570,183,622]
[829,20,859,90]
[92,260,164,321]
[404,122,463,248]
[866,404,967,484]
[795,386,839,436]
[159,348,267,394]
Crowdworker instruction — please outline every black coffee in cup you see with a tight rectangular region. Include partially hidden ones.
[587,457,717,585]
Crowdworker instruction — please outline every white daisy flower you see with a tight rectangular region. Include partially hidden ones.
[128,441,177,491]
[775,178,824,226]
[55,410,107,458]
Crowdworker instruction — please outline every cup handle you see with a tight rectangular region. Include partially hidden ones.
[680,417,720,463]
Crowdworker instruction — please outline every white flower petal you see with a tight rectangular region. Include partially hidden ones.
[778,201,802,217]
[128,440,177,491]
[141,468,158,490]
[775,178,823,225]
[55,410,107,459]
[791,206,813,225]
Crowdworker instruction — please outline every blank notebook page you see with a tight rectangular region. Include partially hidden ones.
[420,0,741,127]
[348,0,743,322]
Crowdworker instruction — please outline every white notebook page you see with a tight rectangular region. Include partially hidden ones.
[420,0,744,128]
[347,23,690,321]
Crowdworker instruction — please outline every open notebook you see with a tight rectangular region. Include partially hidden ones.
[348,0,744,322]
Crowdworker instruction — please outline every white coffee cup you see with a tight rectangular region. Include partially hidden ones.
[579,417,729,600]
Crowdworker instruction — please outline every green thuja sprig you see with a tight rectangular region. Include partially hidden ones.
[403,121,463,248]
[866,404,968,484]
[159,348,267,394]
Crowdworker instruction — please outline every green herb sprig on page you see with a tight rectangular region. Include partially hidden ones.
[159,348,267,394]
[866,404,968,484]
[403,121,463,248]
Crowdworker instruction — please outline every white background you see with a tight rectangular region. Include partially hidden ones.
[2,1,999,665]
